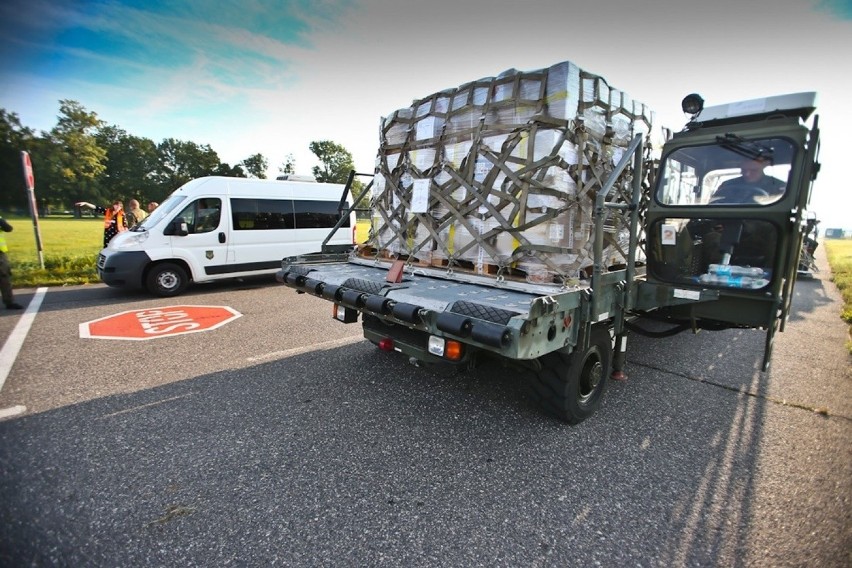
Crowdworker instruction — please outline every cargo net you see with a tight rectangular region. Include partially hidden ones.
[360,60,669,286]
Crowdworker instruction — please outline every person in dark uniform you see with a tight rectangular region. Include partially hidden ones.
[0,217,23,309]
[712,157,785,204]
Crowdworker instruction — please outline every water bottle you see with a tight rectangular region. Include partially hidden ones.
[699,273,769,289]
[708,264,765,278]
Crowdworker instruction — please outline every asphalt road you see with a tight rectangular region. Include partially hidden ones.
[0,247,849,567]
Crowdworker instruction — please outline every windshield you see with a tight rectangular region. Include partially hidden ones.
[132,194,188,231]
[655,137,795,206]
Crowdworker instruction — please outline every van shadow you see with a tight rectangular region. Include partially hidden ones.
[1,340,766,566]
[9,275,281,315]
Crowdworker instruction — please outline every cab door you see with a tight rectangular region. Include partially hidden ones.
[171,197,230,279]
[640,115,819,369]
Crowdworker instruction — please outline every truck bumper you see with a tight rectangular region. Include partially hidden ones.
[97,250,150,289]
[361,313,473,366]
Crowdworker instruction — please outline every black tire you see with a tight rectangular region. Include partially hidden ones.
[146,263,189,297]
[526,325,612,424]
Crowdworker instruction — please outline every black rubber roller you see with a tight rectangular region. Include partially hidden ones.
[392,302,421,323]
[436,312,473,337]
[301,278,323,295]
[364,294,393,314]
[321,284,341,302]
[341,289,365,308]
[471,321,512,348]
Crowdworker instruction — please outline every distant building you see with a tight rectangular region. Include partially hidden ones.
[824,228,845,239]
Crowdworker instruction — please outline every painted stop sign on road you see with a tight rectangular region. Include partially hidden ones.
[79,305,242,341]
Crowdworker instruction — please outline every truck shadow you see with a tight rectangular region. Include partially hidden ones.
[784,276,834,323]
[1,339,777,566]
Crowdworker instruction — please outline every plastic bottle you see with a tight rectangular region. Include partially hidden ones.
[699,273,769,289]
[707,264,766,278]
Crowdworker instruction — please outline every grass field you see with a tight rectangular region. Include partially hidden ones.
[823,239,852,352]
[4,215,104,287]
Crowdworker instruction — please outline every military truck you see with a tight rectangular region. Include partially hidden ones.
[276,87,820,424]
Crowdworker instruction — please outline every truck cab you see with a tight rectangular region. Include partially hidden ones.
[639,92,821,367]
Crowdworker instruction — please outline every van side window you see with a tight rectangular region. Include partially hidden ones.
[232,198,294,230]
[231,198,350,230]
[294,200,351,228]
[175,198,222,234]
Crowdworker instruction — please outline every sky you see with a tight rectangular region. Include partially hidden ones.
[1,0,851,230]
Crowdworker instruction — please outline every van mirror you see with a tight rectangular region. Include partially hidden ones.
[164,217,189,236]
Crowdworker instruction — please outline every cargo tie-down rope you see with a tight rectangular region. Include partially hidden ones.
[363,61,668,287]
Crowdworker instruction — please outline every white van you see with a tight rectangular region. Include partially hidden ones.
[97,176,354,296]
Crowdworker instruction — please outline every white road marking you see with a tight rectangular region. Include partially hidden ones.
[246,335,364,363]
[0,287,47,392]
[0,405,26,420]
[97,392,197,420]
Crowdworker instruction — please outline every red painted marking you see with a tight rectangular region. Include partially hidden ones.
[80,305,242,341]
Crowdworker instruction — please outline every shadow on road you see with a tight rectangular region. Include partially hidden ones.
[0,335,805,566]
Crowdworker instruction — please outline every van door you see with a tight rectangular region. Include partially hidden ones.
[171,197,231,280]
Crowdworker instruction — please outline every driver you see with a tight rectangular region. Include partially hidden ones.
[713,157,785,203]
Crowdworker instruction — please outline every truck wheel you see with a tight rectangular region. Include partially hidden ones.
[526,325,612,424]
[146,263,188,297]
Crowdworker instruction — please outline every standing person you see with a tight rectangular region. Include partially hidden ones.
[0,216,23,310]
[75,200,129,247]
[147,201,159,214]
[126,198,148,227]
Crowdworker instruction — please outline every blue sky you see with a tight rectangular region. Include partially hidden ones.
[1,0,851,229]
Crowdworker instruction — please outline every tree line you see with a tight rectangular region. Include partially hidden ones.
[0,100,360,214]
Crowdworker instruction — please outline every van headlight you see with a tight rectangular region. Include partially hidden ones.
[110,231,149,249]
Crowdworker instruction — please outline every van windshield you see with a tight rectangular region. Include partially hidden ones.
[133,195,187,230]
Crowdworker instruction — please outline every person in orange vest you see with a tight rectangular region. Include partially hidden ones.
[75,200,129,247]
[0,216,23,309]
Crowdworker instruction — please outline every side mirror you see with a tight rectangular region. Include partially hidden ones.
[164,217,189,236]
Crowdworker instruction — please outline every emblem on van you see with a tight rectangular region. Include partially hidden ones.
[206,250,214,260]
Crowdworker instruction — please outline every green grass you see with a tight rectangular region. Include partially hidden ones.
[3,214,103,287]
[824,239,852,353]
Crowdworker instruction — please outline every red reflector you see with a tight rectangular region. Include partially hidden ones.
[377,338,394,352]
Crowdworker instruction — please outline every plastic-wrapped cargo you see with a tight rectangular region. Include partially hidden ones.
[363,59,670,285]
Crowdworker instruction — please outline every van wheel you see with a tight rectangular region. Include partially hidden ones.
[526,325,612,424]
[146,263,188,297]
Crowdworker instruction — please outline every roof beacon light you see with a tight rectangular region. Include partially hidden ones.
[682,93,704,117]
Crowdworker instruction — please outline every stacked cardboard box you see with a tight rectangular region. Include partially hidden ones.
[364,60,669,285]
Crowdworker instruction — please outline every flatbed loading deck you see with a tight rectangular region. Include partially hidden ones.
[280,255,641,362]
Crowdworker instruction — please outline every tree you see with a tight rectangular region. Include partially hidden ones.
[156,138,224,190]
[95,125,159,204]
[214,162,246,177]
[0,109,35,210]
[240,153,268,179]
[308,140,370,213]
[36,100,107,207]
[309,140,355,184]
[279,153,296,176]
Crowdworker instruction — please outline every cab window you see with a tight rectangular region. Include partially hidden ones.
[175,198,222,234]
[655,137,795,206]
